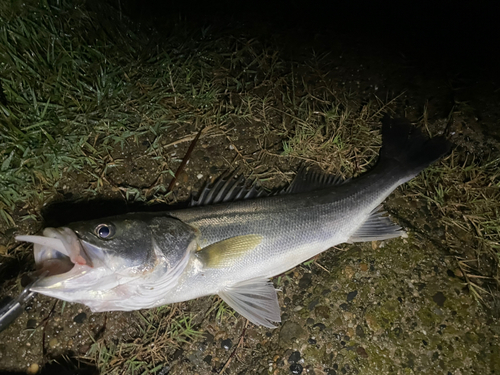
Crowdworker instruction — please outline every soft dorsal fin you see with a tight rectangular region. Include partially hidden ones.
[348,206,405,243]
[284,166,347,194]
[190,171,269,206]
[219,278,281,328]
[196,235,263,268]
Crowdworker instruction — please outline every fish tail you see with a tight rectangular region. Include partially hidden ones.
[379,116,451,181]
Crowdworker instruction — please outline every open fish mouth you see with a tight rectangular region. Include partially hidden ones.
[15,227,93,285]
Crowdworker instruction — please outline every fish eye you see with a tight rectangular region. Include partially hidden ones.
[95,224,115,239]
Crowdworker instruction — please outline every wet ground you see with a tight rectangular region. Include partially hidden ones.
[1,1,499,374]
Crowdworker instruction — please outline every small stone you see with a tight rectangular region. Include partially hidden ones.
[355,325,365,338]
[313,323,326,331]
[356,346,368,358]
[203,332,214,344]
[333,317,343,327]
[432,292,446,307]
[359,263,368,272]
[288,351,301,364]
[344,266,355,279]
[365,314,381,332]
[454,269,464,278]
[308,298,320,311]
[0,245,7,255]
[27,363,39,374]
[26,319,37,330]
[172,349,184,359]
[315,306,330,319]
[290,363,303,374]
[299,273,312,289]
[187,350,204,366]
[73,312,87,324]
[221,338,232,350]
[280,321,307,344]
[79,344,90,354]
[347,291,358,302]
[49,338,58,349]
[197,173,203,179]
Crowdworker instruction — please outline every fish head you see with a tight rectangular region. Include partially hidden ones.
[16,213,198,311]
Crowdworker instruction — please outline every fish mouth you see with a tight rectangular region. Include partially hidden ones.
[16,227,93,286]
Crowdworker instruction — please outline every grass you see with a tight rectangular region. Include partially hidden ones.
[0,0,225,225]
[205,296,236,324]
[1,0,499,373]
[404,150,500,300]
[84,307,202,375]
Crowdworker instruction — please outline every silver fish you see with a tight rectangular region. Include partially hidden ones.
[16,117,450,328]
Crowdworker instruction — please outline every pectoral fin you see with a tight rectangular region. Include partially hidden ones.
[197,235,263,268]
[219,278,281,328]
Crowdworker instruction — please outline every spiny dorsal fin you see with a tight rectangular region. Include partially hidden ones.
[348,205,405,243]
[196,235,263,268]
[191,167,346,207]
[284,166,348,194]
[190,171,269,207]
[219,277,281,328]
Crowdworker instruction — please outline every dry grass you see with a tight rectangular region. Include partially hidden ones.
[405,150,500,301]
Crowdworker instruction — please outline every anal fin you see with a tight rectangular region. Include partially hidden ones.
[348,206,405,243]
[219,278,281,328]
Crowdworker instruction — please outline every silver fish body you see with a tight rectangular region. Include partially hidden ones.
[166,169,402,300]
[16,116,450,327]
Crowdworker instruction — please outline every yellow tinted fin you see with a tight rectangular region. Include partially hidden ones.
[197,235,263,268]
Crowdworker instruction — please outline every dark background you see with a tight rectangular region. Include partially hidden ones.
[116,0,498,71]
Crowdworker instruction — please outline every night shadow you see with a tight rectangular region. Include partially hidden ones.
[40,197,189,228]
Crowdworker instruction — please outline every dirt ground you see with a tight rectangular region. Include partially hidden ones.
[1,1,499,374]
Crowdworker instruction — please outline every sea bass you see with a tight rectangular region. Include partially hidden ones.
[16,117,450,328]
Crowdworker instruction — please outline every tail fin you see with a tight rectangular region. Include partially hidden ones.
[379,116,451,181]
